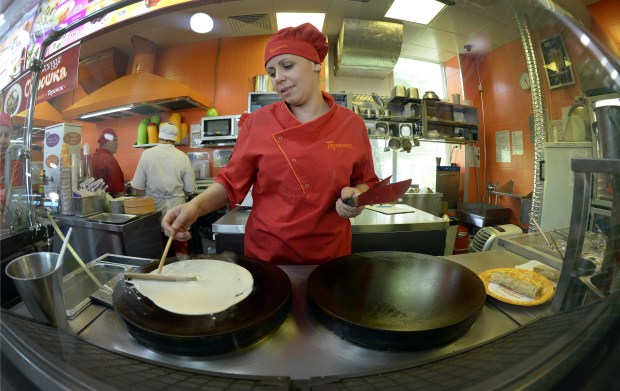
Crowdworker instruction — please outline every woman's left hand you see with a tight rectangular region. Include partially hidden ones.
[336,186,365,218]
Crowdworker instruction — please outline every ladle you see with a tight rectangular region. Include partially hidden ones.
[372,92,385,108]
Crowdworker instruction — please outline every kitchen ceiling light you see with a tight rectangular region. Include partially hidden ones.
[79,105,133,119]
[276,12,325,31]
[190,12,214,34]
[385,0,446,25]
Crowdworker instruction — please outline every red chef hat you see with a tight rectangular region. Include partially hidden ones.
[264,22,328,66]
[98,127,117,145]
[0,112,11,127]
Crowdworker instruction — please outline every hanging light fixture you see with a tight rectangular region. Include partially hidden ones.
[190,12,214,34]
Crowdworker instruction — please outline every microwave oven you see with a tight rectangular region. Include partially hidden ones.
[200,115,240,145]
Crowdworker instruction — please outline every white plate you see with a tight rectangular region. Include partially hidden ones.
[4,84,22,116]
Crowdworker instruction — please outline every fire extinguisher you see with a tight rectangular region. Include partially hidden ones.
[453,225,470,254]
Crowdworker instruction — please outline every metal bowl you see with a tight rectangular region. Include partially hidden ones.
[423,91,440,100]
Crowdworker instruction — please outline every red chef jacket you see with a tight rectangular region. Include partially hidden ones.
[92,148,125,195]
[216,92,378,264]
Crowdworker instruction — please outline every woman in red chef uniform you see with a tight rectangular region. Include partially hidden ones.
[0,112,24,229]
[161,23,379,264]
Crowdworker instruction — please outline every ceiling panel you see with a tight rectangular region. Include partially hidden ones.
[55,0,598,64]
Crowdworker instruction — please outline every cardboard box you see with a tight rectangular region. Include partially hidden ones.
[44,123,82,195]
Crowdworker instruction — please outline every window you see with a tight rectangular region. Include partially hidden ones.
[393,58,446,99]
[370,139,447,191]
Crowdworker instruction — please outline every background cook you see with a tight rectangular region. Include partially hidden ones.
[132,122,195,255]
[92,127,125,198]
[162,22,379,264]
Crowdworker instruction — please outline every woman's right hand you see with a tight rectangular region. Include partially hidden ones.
[161,202,199,242]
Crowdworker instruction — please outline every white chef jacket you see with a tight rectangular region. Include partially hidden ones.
[132,144,195,214]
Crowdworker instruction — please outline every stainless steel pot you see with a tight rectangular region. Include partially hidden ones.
[252,74,274,92]
[407,87,419,99]
[423,91,440,100]
[392,85,407,97]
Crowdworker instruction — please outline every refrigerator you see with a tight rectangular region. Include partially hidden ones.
[540,141,593,231]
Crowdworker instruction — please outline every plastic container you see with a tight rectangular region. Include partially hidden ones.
[147,123,158,144]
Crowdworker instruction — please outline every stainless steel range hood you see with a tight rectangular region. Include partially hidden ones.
[335,18,403,79]
[63,36,211,122]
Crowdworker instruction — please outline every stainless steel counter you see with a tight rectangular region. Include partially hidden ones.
[213,205,448,234]
[52,212,163,270]
[8,249,552,381]
[212,205,450,255]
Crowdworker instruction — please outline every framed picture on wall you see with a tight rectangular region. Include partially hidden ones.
[539,35,575,89]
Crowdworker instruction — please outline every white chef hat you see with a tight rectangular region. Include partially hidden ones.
[159,122,178,141]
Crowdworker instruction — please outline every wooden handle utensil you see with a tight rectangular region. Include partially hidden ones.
[157,234,174,274]
[124,272,197,282]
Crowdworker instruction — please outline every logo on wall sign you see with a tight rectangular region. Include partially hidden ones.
[326,141,353,151]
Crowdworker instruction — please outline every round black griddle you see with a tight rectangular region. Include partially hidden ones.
[307,251,487,351]
[112,254,292,356]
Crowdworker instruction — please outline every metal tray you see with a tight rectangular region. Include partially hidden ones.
[87,213,138,224]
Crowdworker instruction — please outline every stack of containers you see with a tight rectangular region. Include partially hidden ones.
[60,143,73,215]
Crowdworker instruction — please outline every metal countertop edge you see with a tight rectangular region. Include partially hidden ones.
[2,294,620,390]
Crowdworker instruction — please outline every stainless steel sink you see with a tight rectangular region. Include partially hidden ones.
[456,202,511,227]
[62,254,154,318]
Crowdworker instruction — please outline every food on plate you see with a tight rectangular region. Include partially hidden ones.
[32,0,62,37]
[128,259,254,315]
[4,85,21,116]
[490,272,542,299]
[533,264,560,282]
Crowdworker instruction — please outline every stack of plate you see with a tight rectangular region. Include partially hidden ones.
[123,196,155,214]
[109,198,125,214]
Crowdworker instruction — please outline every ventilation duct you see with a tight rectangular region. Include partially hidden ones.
[63,35,210,122]
[227,14,273,36]
[335,18,403,79]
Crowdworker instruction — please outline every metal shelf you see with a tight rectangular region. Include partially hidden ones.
[427,119,478,128]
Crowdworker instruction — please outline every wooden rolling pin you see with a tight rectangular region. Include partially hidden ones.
[124,272,197,282]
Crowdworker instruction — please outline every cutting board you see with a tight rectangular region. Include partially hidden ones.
[366,204,416,215]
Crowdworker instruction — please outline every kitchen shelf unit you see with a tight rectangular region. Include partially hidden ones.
[422,100,479,144]
[350,94,422,122]
[132,142,187,148]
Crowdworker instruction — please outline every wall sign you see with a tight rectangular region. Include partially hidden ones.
[539,35,575,89]
[1,42,80,117]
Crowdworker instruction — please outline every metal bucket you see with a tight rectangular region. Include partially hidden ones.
[252,74,274,92]
[5,252,68,328]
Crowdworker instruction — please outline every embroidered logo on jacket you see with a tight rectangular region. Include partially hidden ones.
[326,141,353,150]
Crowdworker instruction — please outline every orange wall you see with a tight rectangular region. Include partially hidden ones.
[446,1,620,229]
[588,0,620,58]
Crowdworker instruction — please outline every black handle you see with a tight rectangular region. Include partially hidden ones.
[539,160,545,181]
[344,198,355,207]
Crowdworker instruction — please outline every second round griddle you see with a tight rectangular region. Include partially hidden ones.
[112,254,292,356]
[307,251,486,350]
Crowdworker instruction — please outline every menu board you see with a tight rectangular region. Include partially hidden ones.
[0,0,195,91]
